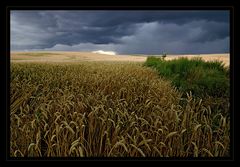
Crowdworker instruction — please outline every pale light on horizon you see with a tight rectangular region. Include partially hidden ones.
[92,50,117,55]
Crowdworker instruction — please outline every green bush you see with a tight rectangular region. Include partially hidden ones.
[144,57,229,98]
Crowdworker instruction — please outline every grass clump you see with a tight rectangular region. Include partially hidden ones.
[144,56,229,98]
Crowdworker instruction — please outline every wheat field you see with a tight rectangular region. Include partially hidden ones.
[10,61,230,157]
[10,51,229,67]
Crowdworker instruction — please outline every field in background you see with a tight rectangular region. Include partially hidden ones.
[10,51,230,66]
[10,52,147,62]
[164,54,230,67]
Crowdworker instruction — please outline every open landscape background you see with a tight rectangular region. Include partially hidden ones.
[10,10,230,158]
[10,52,230,157]
[11,51,229,66]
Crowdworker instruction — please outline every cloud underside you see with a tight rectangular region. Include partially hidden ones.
[11,11,229,54]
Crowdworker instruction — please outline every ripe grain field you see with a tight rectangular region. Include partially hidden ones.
[10,53,230,157]
[11,51,229,66]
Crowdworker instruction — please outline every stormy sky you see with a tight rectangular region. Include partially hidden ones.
[10,10,230,54]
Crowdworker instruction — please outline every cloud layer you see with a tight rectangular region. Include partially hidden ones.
[11,10,229,54]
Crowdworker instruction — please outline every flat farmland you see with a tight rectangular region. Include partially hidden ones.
[10,52,230,66]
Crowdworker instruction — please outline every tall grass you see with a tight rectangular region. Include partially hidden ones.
[144,57,229,98]
[10,62,230,157]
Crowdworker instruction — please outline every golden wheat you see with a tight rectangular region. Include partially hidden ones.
[10,61,230,157]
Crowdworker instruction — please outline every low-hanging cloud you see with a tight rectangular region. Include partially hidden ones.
[11,10,229,54]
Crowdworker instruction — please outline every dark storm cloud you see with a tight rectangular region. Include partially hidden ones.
[11,10,229,54]
[86,10,229,26]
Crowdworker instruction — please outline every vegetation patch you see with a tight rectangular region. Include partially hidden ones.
[144,56,230,98]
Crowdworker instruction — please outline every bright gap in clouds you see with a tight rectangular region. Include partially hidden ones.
[92,50,116,55]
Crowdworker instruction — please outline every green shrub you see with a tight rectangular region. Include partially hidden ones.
[144,57,229,98]
[162,52,167,60]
